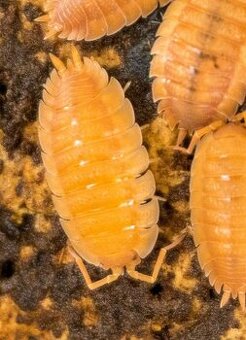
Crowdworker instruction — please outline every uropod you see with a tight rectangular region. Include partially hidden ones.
[150,0,246,152]
[36,0,171,41]
[38,47,180,289]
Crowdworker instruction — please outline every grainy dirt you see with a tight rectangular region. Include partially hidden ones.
[0,1,245,340]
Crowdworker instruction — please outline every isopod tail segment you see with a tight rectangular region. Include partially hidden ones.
[68,228,187,289]
[48,47,83,75]
[220,286,246,311]
[35,0,173,42]
[34,13,59,41]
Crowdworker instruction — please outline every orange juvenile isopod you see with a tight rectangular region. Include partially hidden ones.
[150,0,246,152]
[190,113,246,311]
[38,46,178,289]
[35,0,171,40]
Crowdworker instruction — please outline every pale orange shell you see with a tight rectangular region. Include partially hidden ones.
[191,123,246,310]
[150,0,246,130]
[41,0,169,41]
[38,49,159,270]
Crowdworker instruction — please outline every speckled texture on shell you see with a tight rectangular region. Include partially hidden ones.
[191,123,246,310]
[150,0,246,130]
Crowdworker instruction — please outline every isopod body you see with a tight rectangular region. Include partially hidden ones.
[38,0,170,41]
[150,0,246,133]
[190,122,246,310]
[38,47,167,289]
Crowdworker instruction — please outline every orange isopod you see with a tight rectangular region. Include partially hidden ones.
[36,0,171,41]
[38,46,177,289]
[190,116,246,310]
[150,0,246,151]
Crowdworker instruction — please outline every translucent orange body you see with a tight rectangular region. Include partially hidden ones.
[191,123,246,310]
[38,51,159,274]
[40,0,169,40]
[150,0,246,131]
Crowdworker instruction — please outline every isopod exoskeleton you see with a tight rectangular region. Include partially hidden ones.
[150,0,246,149]
[190,116,246,311]
[38,46,176,289]
[36,0,171,41]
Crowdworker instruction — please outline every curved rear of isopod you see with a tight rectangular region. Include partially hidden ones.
[38,0,170,41]
[190,123,246,310]
[150,0,246,131]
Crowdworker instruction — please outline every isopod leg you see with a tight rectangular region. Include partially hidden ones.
[159,0,174,5]
[141,124,150,131]
[221,287,246,311]
[149,157,161,165]
[175,128,188,148]
[127,228,187,284]
[123,81,131,93]
[68,245,122,290]
[239,291,246,312]
[175,120,225,154]
[127,248,166,284]
[233,111,246,125]
[58,245,66,265]
[44,29,59,40]
[35,15,49,22]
